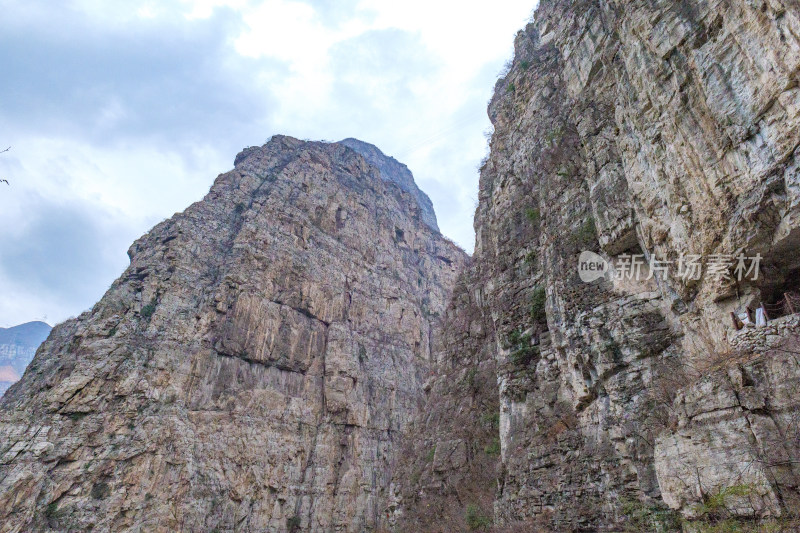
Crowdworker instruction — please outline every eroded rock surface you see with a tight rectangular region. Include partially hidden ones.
[0,136,465,532]
[395,0,800,530]
[655,346,800,521]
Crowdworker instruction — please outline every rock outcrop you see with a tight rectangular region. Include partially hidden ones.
[0,136,465,532]
[655,340,800,522]
[0,322,51,396]
[395,0,800,531]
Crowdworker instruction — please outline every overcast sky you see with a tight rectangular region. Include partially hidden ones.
[0,0,536,327]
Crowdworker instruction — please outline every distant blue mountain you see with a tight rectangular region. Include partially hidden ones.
[0,321,51,396]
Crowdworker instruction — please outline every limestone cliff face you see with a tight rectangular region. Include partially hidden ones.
[0,136,465,532]
[396,0,800,530]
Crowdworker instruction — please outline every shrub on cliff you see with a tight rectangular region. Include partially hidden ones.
[465,503,492,531]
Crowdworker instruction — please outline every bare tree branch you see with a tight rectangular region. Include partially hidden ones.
[1,146,9,186]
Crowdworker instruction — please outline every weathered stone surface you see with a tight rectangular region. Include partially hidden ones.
[0,136,465,532]
[391,264,502,532]
[730,314,800,352]
[655,349,800,520]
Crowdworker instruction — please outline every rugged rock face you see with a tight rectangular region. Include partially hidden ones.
[4,1,800,531]
[0,136,465,532]
[655,340,800,522]
[395,0,800,530]
[0,322,51,396]
[338,138,440,232]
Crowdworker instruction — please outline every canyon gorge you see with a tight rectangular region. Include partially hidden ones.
[3,0,800,531]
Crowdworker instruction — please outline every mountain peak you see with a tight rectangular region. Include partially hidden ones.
[0,136,466,531]
[338,138,439,232]
[0,321,51,396]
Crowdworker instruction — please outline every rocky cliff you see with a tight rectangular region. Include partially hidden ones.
[3,1,800,532]
[394,0,800,531]
[0,136,465,532]
[0,322,51,396]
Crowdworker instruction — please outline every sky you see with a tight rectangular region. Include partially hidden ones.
[0,0,536,327]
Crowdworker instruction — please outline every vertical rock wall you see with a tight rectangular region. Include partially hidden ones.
[396,0,800,530]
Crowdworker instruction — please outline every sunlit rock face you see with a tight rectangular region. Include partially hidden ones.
[394,0,800,530]
[0,136,465,532]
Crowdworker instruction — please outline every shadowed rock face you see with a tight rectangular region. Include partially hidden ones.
[338,138,440,232]
[0,322,51,396]
[0,136,466,532]
[394,0,800,530]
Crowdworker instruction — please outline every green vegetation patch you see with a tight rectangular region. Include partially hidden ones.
[141,298,157,320]
[505,328,539,366]
[465,503,492,531]
[530,285,546,323]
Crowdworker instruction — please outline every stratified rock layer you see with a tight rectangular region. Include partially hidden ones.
[395,0,800,530]
[0,136,465,532]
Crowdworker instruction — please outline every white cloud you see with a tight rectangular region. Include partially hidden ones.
[178,0,249,19]
[0,0,537,326]
[1,137,217,223]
